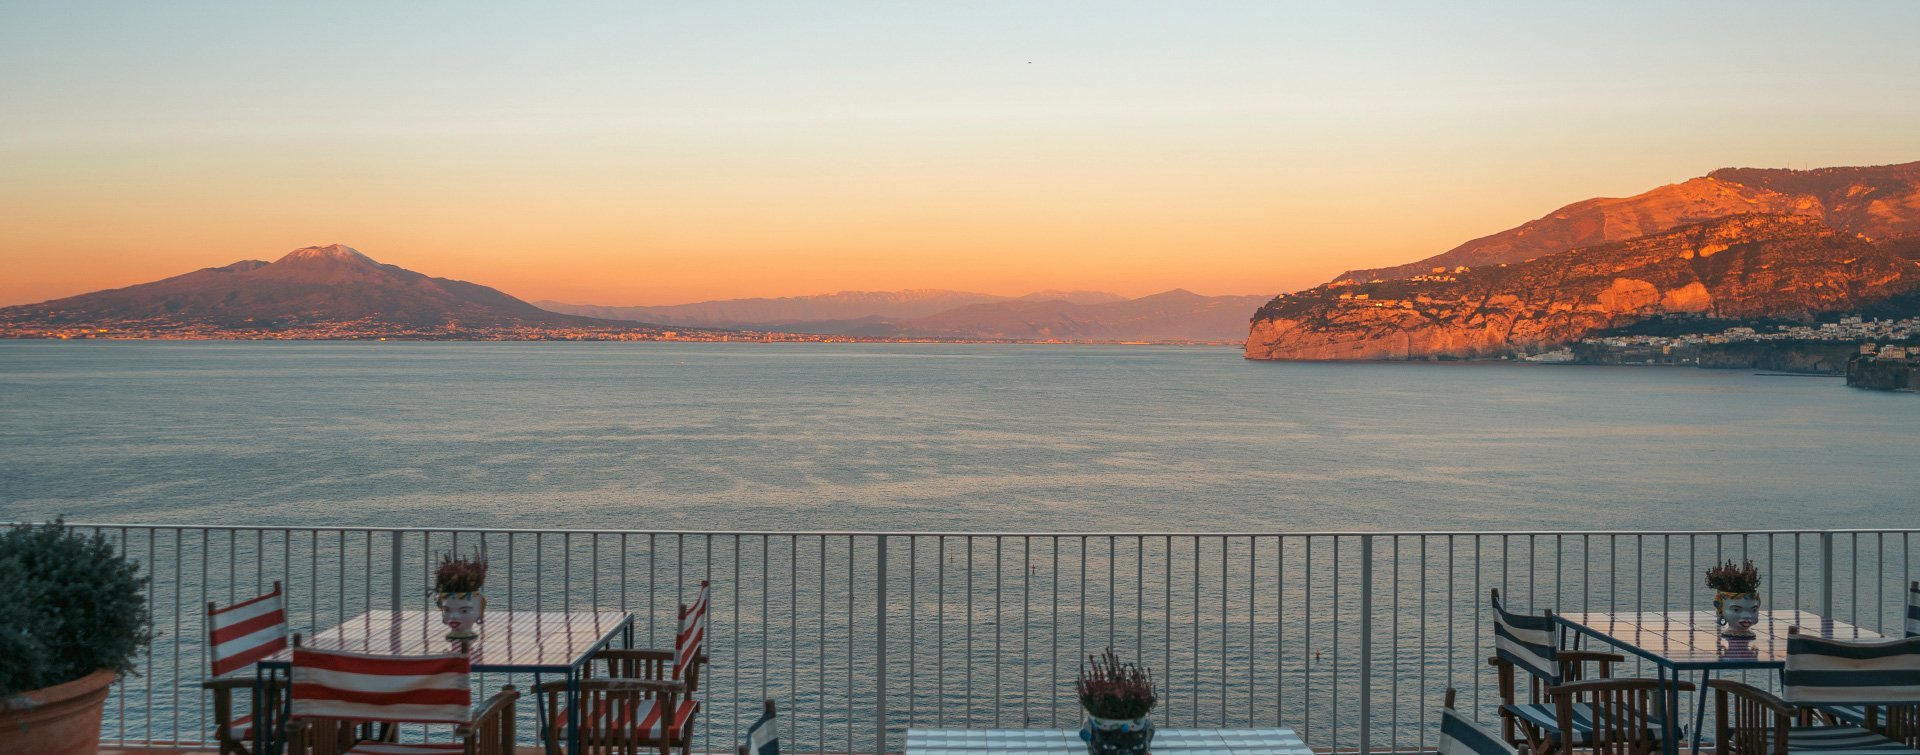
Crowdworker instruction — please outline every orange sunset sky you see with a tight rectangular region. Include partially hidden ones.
[3,2,1919,307]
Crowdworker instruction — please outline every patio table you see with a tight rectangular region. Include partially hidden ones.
[1554,609,1880,755]
[255,609,633,755]
[906,726,1311,755]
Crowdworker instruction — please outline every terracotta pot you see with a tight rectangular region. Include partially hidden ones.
[0,669,115,755]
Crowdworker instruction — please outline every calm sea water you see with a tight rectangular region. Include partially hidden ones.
[1,340,1915,532]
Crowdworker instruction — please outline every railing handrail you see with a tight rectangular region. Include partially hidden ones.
[33,522,1920,537]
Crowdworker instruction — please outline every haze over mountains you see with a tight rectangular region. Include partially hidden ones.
[1250,162,1920,361]
[541,289,1265,342]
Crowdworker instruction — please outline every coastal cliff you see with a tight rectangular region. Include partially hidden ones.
[1246,215,1920,361]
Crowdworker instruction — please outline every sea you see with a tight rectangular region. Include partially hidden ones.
[1,340,1916,532]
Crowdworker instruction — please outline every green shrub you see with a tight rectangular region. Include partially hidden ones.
[0,520,153,697]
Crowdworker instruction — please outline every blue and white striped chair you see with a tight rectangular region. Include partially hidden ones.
[1818,582,1920,730]
[1491,589,1626,753]
[739,700,778,755]
[1441,688,1521,755]
[1711,627,1920,755]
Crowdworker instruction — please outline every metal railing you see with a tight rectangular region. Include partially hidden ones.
[54,524,1920,753]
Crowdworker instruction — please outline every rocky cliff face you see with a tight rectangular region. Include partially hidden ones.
[1246,215,1920,361]
[1334,161,1920,284]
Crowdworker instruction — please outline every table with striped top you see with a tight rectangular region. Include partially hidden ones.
[1555,610,1881,755]
[906,727,1312,755]
[258,609,633,755]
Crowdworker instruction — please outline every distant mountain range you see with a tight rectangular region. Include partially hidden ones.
[0,244,668,338]
[536,289,1126,329]
[1334,161,1920,284]
[541,289,1265,342]
[1249,161,1920,361]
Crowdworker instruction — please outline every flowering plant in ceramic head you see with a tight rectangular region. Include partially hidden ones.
[1705,559,1761,594]
[1076,648,1156,721]
[433,550,488,594]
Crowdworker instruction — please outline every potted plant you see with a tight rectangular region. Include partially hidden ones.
[433,550,488,641]
[1706,559,1762,638]
[1076,649,1156,755]
[0,520,153,755]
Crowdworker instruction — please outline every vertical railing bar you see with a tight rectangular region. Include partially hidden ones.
[1389,535,1398,751]
[1023,536,1031,726]
[1219,535,1228,726]
[1137,536,1146,669]
[876,534,888,755]
[1359,534,1372,755]
[789,536,797,743]
[1822,532,1835,619]
[733,534,741,746]
[760,535,767,707]
[1278,535,1286,728]
[1164,535,1171,730]
[1471,535,1480,715]
[995,536,1003,729]
[846,536,854,752]
[1056,536,1063,728]
[1192,536,1201,727]
[1109,535,1117,654]
[968,536,976,726]
[229,529,236,604]
[535,534,544,614]
[1333,535,1342,748]
[1248,536,1257,727]
[817,536,825,751]
[1419,534,1428,751]
[1306,536,1314,740]
[937,536,946,728]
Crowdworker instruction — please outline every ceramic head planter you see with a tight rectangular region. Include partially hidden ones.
[1705,559,1762,638]
[437,591,486,640]
[433,550,488,641]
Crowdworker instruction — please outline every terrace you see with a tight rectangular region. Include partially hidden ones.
[42,524,1920,753]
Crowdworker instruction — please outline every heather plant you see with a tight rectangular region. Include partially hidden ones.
[1706,559,1762,594]
[1076,649,1156,721]
[0,519,153,697]
[433,550,488,594]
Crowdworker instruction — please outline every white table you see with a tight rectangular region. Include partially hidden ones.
[906,727,1311,755]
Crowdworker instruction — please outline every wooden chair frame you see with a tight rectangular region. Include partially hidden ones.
[1547,678,1690,755]
[285,685,518,755]
[1489,589,1626,754]
[539,678,692,755]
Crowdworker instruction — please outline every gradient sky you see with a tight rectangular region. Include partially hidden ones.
[4,2,1919,307]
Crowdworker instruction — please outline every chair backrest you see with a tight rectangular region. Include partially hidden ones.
[741,699,778,755]
[207,581,290,677]
[1439,688,1516,755]
[674,580,711,680]
[1783,628,1920,706]
[1549,678,1685,755]
[1491,588,1560,685]
[290,647,472,725]
[1907,581,1919,638]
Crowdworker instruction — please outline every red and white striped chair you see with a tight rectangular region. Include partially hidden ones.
[286,647,517,755]
[549,580,711,755]
[205,582,292,755]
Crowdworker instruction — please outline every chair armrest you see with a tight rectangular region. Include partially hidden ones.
[1557,651,1626,665]
[457,686,519,739]
[597,648,674,661]
[1707,680,1794,717]
[536,678,687,695]
[201,677,259,691]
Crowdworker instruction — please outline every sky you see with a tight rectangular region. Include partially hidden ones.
[3,2,1919,307]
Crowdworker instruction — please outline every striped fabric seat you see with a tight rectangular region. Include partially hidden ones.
[564,696,700,739]
[1909,581,1920,639]
[743,700,779,755]
[1782,633,1920,706]
[1820,704,1871,727]
[208,582,290,677]
[1492,590,1560,685]
[291,648,473,725]
[1763,725,1920,754]
[675,580,711,681]
[1501,701,1670,745]
[1440,705,1517,755]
